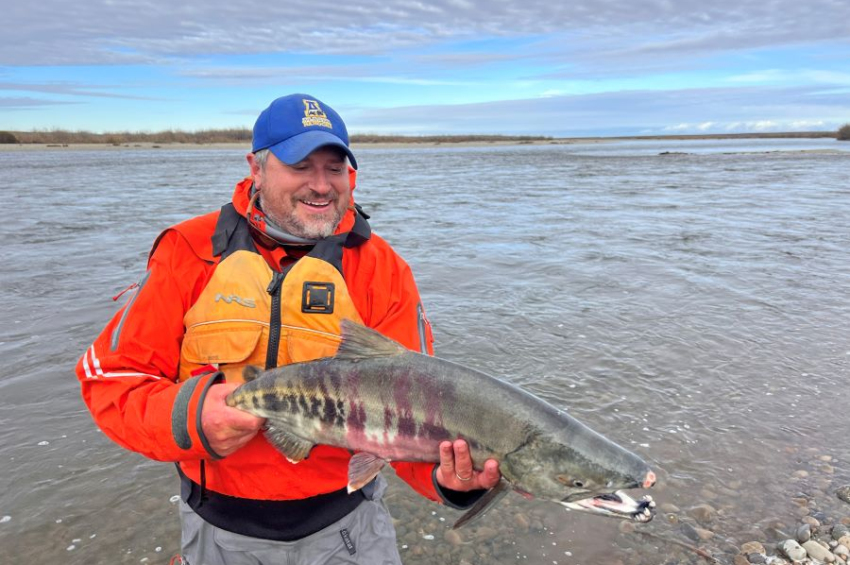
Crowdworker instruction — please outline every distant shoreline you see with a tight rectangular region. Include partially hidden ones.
[0,131,843,152]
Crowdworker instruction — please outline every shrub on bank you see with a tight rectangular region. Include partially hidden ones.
[0,131,19,144]
[838,124,850,141]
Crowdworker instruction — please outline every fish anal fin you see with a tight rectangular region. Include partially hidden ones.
[336,320,408,361]
[263,424,314,463]
[452,478,511,529]
[347,452,388,493]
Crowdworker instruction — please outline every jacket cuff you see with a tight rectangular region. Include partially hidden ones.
[431,464,487,510]
[171,371,225,459]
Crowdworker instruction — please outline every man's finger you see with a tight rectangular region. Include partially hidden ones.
[452,439,474,481]
[438,441,455,472]
[478,459,501,489]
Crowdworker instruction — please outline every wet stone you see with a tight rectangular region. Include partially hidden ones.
[700,488,719,501]
[833,525,850,540]
[741,541,766,555]
[530,519,545,531]
[688,503,717,524]
[513,513,530,532]
[681,523,701,542]
[765,526,792,542]
[747,553,766,564]
[802,539,835,562]
[797,523,812,543]
[474,526,498,542]
[834,545,850,559]
[778,539,807,562]
[818,478,835,492]
[802,516,822,527]
[742,530,768,544]
[444,530,463,547]
[812,511,830,523]
[839,535,850,548]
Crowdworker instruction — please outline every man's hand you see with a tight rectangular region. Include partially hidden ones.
[435,439,501,491]
[201,383,265,457]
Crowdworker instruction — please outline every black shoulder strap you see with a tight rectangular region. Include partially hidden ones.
[211,203,256,259]
[345,205,372,248]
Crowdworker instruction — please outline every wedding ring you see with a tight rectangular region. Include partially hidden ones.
[455,471,473,482]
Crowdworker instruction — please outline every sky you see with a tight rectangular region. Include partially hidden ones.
[2,0,849,137]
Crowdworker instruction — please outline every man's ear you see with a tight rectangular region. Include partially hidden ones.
[247,152,262,179]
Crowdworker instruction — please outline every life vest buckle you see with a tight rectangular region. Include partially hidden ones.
[301,282,335,314]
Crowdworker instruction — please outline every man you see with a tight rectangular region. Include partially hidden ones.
[76,93,500,565]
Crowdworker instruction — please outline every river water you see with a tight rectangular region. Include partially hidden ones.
[1,138,849,564]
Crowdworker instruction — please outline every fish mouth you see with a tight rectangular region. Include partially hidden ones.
[559,491,656,523]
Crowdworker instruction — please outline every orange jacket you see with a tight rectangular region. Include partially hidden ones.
[75,177,440,502]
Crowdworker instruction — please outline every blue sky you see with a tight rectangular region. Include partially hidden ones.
[2,0,849,137]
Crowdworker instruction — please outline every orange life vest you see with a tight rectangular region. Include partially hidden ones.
[173,202,374,500]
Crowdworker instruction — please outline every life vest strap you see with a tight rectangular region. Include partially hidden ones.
[212,203,256,259]
[177,467,368,541]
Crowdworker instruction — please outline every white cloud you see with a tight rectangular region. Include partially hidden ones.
[726,69,850,86]
[346,86,850,136]
[664,118,836,135]
[2,0,848,66]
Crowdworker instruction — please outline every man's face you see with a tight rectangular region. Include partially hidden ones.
[249,147,351,239]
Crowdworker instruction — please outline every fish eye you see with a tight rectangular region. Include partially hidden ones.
[556,474,585,488]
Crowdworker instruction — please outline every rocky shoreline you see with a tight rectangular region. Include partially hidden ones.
[374,447,850,565]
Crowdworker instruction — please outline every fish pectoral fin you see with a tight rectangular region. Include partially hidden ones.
[347,452,388,494]
[335,320,408,360]
[242,365,263,383]
[452,478,511,530]
[263,424,314,463]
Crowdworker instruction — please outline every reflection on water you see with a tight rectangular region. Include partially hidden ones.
[1,139,849,563]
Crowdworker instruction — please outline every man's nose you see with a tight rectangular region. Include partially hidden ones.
[307,170,333,194]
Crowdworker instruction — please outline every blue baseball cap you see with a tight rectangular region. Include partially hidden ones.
[252,94,357,169]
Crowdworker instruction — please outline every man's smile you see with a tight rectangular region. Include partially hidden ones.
[301,199,332,209]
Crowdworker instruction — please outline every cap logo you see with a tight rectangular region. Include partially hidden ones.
[302,99,333,129]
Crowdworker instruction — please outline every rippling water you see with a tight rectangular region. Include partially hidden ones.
[1,139,849,564]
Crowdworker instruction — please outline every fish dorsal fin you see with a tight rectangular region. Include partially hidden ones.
[335,320,408,361]
[263,424,315,464]
[452,478,511,529]
[242,365,262,383]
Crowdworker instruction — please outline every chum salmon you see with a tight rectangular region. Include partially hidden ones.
[226,320,656,528]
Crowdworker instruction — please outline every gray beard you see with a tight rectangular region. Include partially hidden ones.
[260,196,343,240]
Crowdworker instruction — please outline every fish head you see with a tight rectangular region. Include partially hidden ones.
[504,428,656,522]
[224,378,275,418]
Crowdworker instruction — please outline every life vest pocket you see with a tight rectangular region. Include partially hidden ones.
[282,325,343,364]
[179,322,265,382]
